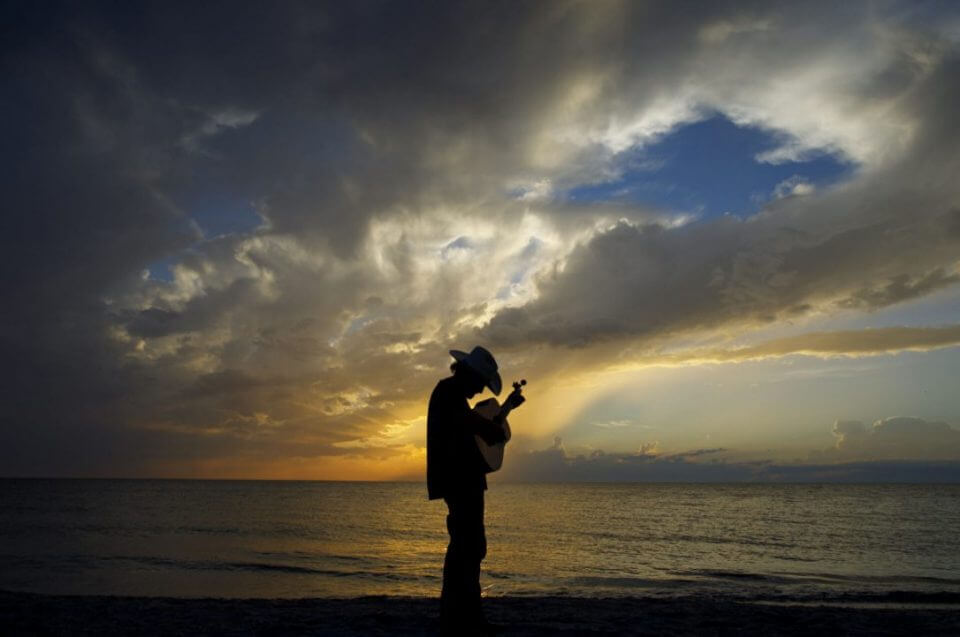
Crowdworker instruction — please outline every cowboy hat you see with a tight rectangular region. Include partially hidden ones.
[450,346,502,395]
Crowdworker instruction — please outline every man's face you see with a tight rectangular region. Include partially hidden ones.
[461,367,486,398]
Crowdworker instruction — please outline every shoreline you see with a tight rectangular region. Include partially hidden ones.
[4,590,959,636]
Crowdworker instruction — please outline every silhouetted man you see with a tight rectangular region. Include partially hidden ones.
[427,346,524,636]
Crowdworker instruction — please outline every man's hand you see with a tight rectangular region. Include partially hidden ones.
[505,393,525,410]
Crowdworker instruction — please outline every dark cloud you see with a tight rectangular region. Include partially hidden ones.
[661,325,960,363]
[662,448,728,460]
[838,268,960,310]
[830,416,960,461]
[3,1,960,477]
[495,438,960,483]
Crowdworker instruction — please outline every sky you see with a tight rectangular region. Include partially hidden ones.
[3,0,960,481]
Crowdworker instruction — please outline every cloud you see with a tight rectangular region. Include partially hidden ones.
[662,448,728,460]
[699,17,774,45]
[592,419,646,429]
[441,236,475,259]
[772,175,815,199]
[663,325,960,364]
[482,190,960,349]
[838,268,960,310]
[494,415,960,483]
[494,438,960,483]
[3,1,960,477]
[830,416,960,461]
[480,18,960,349]
[332,420,418,450]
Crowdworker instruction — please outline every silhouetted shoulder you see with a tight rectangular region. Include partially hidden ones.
[434,376,458,394]
[429,377,459,408]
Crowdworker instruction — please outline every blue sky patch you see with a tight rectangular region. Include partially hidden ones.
[146,254,179,282]
[185,194,264,239]
[566,115,854,218]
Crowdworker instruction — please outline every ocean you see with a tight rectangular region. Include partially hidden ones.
[1,480,959,600]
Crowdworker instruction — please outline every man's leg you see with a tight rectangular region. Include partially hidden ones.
[441,490,486,630]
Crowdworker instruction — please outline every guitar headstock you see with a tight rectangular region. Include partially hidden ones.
[506,379,527,407]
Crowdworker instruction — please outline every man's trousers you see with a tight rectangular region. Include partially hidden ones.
[441,488,486,627]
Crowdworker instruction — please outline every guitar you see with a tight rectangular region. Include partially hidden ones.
[474,379,526,473]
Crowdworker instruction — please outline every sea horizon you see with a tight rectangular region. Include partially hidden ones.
[4,476,960,484]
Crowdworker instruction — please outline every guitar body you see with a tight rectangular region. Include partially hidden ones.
[474,397,512,473]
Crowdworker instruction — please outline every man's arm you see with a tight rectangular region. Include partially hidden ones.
[468,390,526,443]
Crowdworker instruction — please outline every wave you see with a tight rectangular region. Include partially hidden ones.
[676,569,960,587]
[559,569,960,595]
[773,572,960,586]
[567,576,700,590]
[576,531,801,550]
[102,555,438,582]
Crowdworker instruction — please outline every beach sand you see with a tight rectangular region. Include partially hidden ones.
[3,590,959,636]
